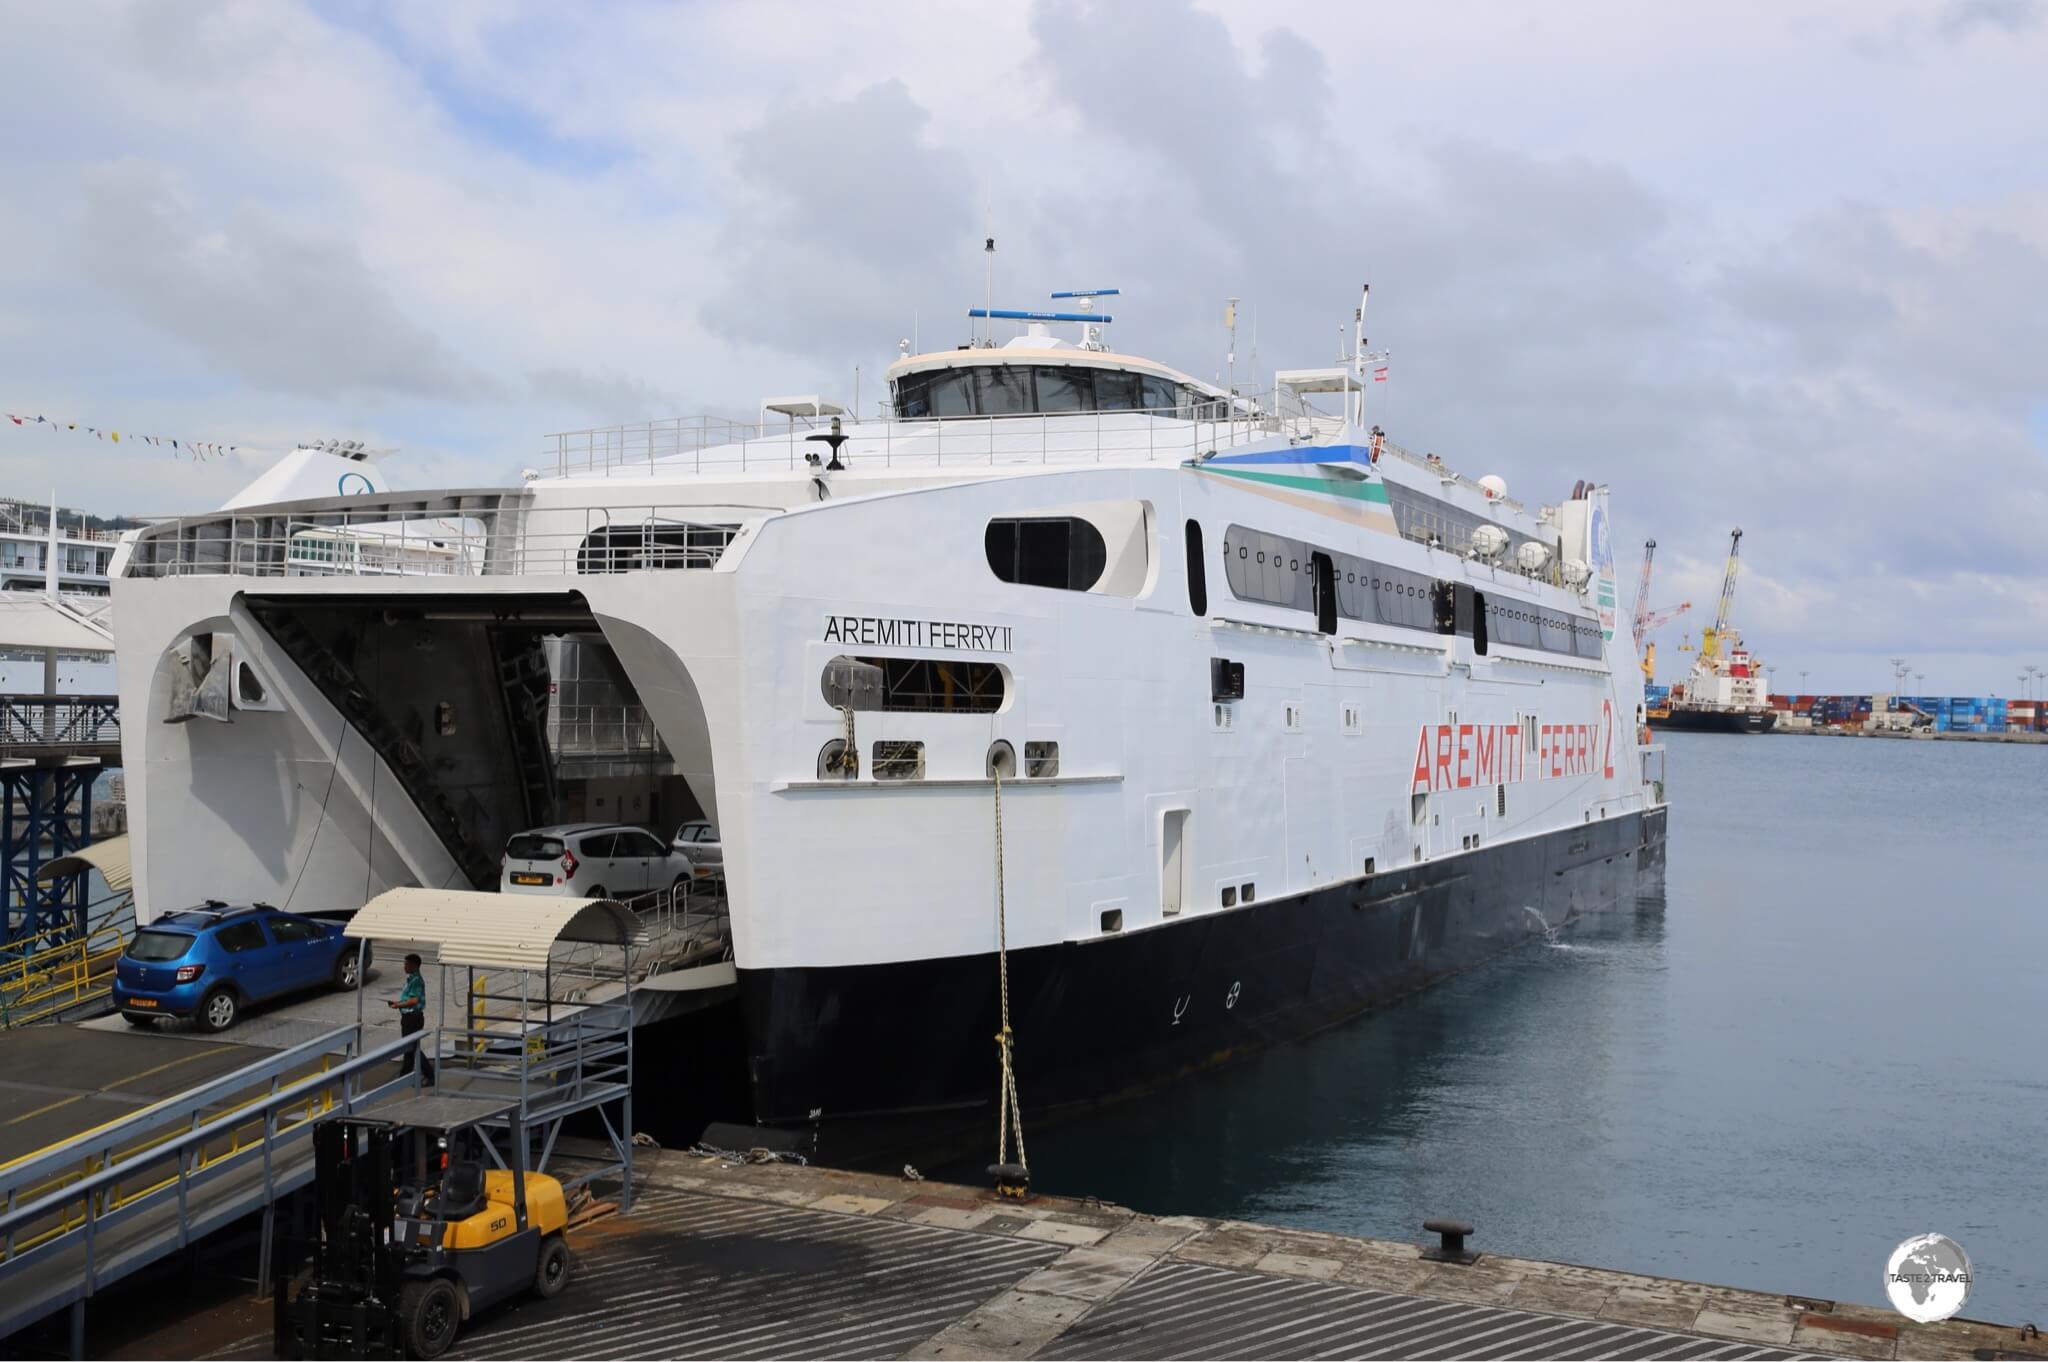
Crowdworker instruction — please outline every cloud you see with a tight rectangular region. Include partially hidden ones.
[696,81,977,367]
[76,161,497,403]
[527,368,677,424]
[1938,0,2042,40]
[1,0,2045,690]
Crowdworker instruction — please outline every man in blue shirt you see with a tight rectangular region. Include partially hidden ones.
[389,952,432,1080]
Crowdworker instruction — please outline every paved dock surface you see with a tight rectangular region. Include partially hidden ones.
[0,1026,276,1168]
[170,1149,2026,1362]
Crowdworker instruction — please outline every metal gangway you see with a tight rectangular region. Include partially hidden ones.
[0,1023,423,1351]
[0,891,648,1353]
[343,888,644,1209]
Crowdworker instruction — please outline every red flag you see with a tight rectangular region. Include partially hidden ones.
[1372,366,1389,383]
[6,415,20,425]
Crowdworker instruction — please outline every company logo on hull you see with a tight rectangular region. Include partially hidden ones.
[1411,701,1615,794]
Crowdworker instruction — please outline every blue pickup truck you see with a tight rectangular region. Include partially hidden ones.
[114,903,365,1032]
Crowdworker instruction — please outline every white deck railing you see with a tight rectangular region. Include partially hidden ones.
[543,400,1344,478]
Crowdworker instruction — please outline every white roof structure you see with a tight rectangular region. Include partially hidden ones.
[759,395,847,422]
[346,887,645,971]
[0,596,114,652]
[220,447,393,511]
[1275,366,1353,394]
[35,834,131,892]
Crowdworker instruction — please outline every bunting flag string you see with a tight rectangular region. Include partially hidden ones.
[2,409,254,461]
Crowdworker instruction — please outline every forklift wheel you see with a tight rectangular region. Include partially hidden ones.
[534,1234,571,1299]
[399,1277,461,1359]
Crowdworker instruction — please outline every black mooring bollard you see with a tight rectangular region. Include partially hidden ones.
[1421,1217,1478,1265]
[988,1162,1030,1200]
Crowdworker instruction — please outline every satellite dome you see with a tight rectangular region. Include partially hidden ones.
[1478,475,1507,500]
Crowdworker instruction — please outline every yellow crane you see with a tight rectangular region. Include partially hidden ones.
[1698,528,1744,662]
[1629,539,1691,683]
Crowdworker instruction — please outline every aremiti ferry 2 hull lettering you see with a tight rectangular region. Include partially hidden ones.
[1410,702,1617,794]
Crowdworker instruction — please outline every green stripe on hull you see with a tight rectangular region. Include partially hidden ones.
[1202,466,1392,504]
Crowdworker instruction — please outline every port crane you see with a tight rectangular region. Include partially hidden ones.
[1698,528,1744,661]
[1629,539,1691,683]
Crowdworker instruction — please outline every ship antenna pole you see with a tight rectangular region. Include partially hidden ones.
[1226,297,1238,406]
[983,237,995,346]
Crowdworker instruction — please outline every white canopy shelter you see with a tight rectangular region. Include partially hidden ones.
[0,596,113,652]
[346,887,644,971]
[34,833,131,892]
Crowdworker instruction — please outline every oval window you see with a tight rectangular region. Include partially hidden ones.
[985,517,1107,591]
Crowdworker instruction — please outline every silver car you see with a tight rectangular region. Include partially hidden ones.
[670,819,723,880]
[500,823,694,901]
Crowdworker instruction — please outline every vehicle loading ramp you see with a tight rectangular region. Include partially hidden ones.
[0,1027,276,1169]
[0,1024,421,1347]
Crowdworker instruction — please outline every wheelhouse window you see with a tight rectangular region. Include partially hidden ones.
[1093,369,1139,411]
[986,517,1107,592]
[975,365,1033,415]
[892,364,1211,419]
[1034,365,1089,413]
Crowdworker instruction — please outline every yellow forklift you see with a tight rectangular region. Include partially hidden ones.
[275,1095,572,1359]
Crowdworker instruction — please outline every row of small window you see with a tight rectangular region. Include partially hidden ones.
[1218,524,1443,632]
[1211,522,1600,659]
[1480,597,1604,659]
[894,365,1224,419]
[0,547,110,572]
[816,739,1060,781]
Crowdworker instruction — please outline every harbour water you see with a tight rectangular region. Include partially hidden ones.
[1019,732,2048,1323]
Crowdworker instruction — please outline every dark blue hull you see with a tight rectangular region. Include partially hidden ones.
[738,807,1667,1149]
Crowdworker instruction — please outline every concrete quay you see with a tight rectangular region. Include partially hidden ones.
[158,1148,2029,1362]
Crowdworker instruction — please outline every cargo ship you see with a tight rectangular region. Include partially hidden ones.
[1651,701,1775,734]
[107,286,1668,1150]
[1649,529,1776,735]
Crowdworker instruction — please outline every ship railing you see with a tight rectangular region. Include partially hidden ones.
[547,704,667,758]
[122,494,745,581]
[543,396,1347,478]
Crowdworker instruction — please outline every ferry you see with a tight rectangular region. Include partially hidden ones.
[107,290,1667,1144]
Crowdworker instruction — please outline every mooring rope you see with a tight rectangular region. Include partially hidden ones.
[993,770,1028,1177]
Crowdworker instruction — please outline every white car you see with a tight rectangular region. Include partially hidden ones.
[501,823,694,902]
[670,820,723,879]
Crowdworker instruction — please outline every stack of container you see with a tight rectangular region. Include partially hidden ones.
[1645,684,1671,707]
[1934,696,2007,732]
[2011,699,2044,732]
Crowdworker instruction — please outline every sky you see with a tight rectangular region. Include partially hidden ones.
[1,0,2044,695]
